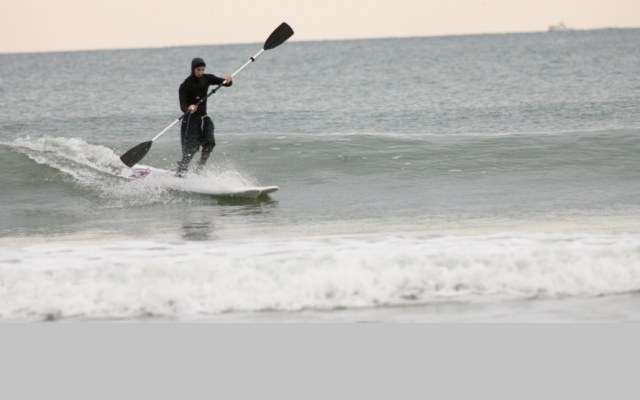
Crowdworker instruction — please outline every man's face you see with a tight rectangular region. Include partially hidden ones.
[194,66,205,78]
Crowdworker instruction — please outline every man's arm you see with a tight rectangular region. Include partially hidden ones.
[178,83,189,112]
[206,74,233,87]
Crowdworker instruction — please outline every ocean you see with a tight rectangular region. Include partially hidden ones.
[1,29,639,322]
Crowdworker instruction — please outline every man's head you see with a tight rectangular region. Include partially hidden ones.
[191,57,206,78]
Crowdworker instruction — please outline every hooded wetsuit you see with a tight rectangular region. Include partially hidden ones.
[176,57,232,175]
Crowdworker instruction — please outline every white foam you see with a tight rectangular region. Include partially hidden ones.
[10,136,124,174]
[125,164,258,196]
[6,136,259,205]
[1,233,639,321]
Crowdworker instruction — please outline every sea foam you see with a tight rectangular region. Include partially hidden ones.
[1,233,639,321]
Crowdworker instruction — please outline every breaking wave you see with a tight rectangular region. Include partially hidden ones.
[1,233,639,321]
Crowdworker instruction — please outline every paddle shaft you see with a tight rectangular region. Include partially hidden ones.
[151,49,265,142]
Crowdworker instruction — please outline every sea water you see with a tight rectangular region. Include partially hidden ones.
[1,29,639,321]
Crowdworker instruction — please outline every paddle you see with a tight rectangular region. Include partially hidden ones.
[119,22,295,168]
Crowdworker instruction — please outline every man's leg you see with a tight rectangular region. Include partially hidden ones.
[196,117,215,172]
[176,118,200,176]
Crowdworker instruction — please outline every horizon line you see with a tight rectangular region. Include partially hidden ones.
[1,26,638,56]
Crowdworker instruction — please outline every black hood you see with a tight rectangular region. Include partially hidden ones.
[191,57,206,71]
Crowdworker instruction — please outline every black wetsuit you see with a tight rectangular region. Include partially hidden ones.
[176,73,232,175]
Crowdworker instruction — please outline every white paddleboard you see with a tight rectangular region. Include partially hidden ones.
[120,165,278,199]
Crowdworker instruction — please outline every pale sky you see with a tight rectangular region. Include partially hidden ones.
[1,0,639,53]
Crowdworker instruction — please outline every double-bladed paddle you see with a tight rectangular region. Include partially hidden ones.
[120,22,294,168]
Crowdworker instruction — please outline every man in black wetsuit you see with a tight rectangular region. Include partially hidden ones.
[176,57,233,176]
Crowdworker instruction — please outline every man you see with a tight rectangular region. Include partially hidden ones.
[176,57,233,176]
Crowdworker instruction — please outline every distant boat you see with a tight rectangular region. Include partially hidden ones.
[548,22,572,32]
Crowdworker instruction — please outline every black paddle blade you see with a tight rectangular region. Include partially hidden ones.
[264,22,294,50]
[120,140,152,167]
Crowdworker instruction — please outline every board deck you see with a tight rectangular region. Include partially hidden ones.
[120,165,279,199]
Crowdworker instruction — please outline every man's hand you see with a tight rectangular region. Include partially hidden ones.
[224,75,233,84]
[188,104,198,114]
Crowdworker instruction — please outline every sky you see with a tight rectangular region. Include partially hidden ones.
[1,0,639,53]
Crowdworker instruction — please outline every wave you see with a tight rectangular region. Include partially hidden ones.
[2,136,262,206]
[1,233,639,321]
[5,129,639,186]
